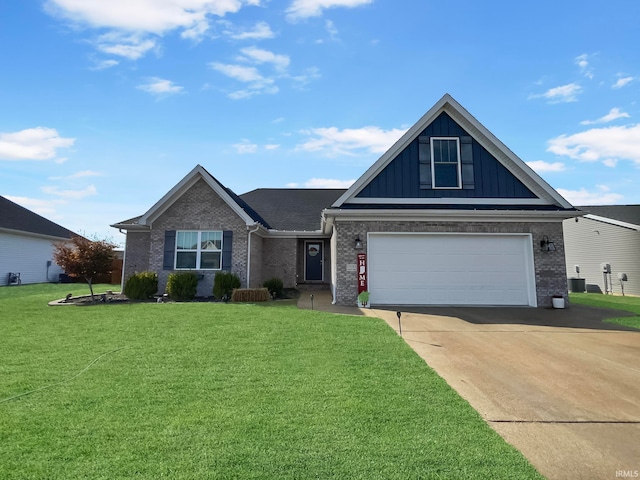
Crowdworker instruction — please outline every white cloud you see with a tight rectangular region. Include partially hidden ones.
[286,0,373,20]
[210,62,278,99]
[227,21,275,40]
[612,76,634,89]
[239,47,290,71]
[525,160,566,173]
[42,184,98,200]
[575,53,593,79]
[95,32,157,59]
[287,178,355,188]
[45,0,260,58]
[297,125,406,156]
[232,140,258,154]
[580,107,630,125]
[0,127,75,161]
[264,144,280,150]
[529,83,582,103]
[49,170,104,181]
[556,186,623,205]
[547,124,640,166]
[325,19,339,39]
[289,66,321,87]
[137,77,185,96]
[46,0,252,33]
[90,59,119,70]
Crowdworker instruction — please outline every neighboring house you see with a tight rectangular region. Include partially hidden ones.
[0,195,77,285]
[563,205,640,296]
[113,94,578,307]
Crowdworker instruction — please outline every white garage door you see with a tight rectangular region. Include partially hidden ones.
[368,233,536,306]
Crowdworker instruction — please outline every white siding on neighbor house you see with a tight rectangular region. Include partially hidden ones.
[563,217,640,296]
[0,231,64,285]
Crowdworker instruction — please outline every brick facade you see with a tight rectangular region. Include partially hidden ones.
[123,178,310,296]
[261,238,297,287]
[123,231,151,281]
[123,179,249,297]
[332,219,567,308]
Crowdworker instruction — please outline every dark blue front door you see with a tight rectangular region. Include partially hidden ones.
[305,242,323,281]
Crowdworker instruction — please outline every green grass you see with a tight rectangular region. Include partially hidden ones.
[0,284,542,479]
[570,292,640,329]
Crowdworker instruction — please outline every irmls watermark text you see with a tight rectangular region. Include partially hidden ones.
[616,470,639,478]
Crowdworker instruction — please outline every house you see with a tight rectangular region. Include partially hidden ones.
[0,195,77,285]
[563,205,640,296]
[113,94,578,307]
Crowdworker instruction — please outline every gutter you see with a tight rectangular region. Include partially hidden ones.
[322,208,582,223]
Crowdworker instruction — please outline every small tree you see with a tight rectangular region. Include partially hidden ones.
[53,236,116,299]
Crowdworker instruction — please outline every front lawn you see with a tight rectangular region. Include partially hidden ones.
[0,284,542,479]
[570,292,640,329]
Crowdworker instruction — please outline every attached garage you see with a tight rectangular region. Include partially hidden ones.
[367,233,537,306]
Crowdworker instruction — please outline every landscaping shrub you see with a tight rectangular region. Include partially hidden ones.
[263,277,284,298]
[213,271,241,300]
[166,272,198,301]
[231,288,269,302]
[123,271,158,300]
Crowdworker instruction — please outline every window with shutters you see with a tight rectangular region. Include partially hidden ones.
[175,231,222,270]
[431,137,461,189]
[419,135,474,190]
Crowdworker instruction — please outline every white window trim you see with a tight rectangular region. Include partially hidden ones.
[175,230,223,270]
[431,137,462,189]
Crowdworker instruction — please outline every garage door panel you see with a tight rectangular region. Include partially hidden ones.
[368,233,535,306]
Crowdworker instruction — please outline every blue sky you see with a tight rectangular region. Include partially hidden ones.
[1,0,639,246]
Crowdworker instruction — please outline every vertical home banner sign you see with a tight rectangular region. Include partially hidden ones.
[357,253,367,294]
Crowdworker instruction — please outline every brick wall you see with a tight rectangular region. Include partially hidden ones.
[333,220,567,308]
[125,178,250,297]
[122,231,151,285]
[261,238,297,287]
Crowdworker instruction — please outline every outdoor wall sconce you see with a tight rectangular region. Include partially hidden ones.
[540,235,556,252]
[354,236,363,250]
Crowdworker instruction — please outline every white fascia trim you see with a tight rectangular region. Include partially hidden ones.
[0,227,72,242]
[332,94,573,210]
[264,229,330,239]
[110,223,150,231]
[139,165,255,226]
[583,214,640,231]
[346,197,549,205]
[324,208,581,223]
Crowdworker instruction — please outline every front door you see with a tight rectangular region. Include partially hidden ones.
[305,241,323,281]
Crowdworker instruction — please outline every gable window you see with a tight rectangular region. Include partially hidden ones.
[431,137,462,189]
[175,231,222,270]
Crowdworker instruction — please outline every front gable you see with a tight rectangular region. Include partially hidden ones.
[356,112,537,200]
[334,94,572,209]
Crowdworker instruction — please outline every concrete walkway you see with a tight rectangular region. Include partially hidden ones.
[297,292,640,480]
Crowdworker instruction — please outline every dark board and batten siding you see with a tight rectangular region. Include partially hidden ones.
[356,112,536,199]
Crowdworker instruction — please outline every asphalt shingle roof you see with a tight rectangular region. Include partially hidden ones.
[240,189,346,231]
[577,205,640,227]
[0,195,77,239]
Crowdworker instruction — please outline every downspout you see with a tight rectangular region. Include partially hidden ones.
[119,228,127,291]
[246,224,261,288]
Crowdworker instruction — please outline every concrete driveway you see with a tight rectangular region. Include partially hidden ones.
[369,305,640,480]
